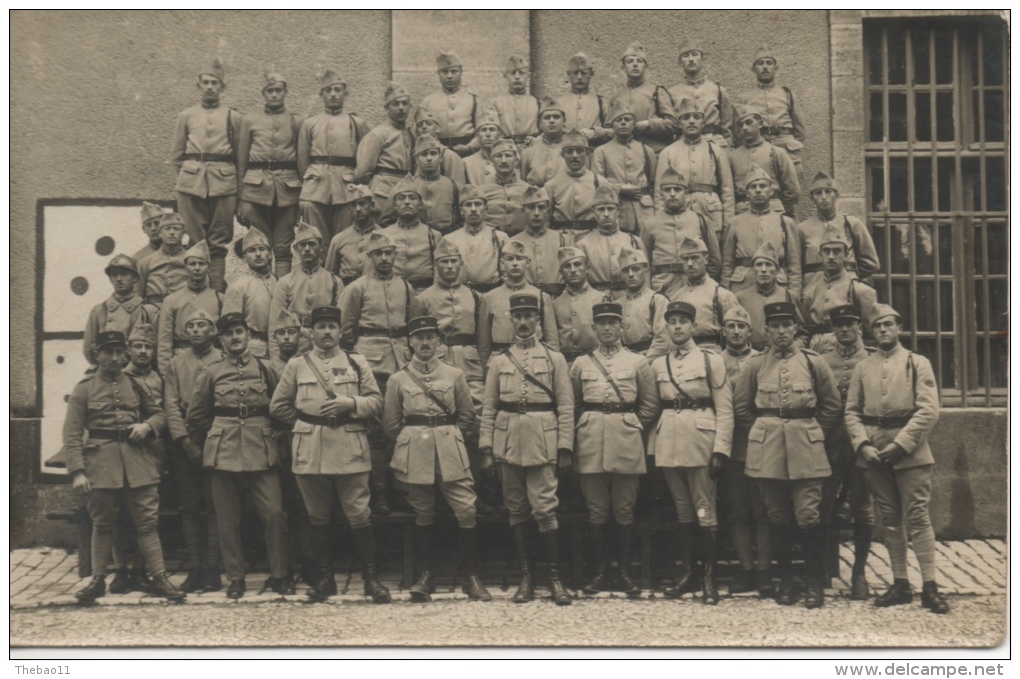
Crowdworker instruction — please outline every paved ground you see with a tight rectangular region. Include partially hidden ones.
[9,540,1007,648]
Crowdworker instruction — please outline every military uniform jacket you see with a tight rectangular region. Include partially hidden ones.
[551,284,609,357]
[667,78,735,147]
[722,346,761,463]
[655,137,735,224]
[723,208,803,297]
[270,264,344,332]
[412,175,458,234]
[132,243,159,265]
[137,246,188,302]
[735,283,805,351]
[355,120,414,203]
[641,208,721,289]
[592,137,657,198]
[223,269,276,338]
[844,344,939,470]
[561,92,612,145]
[269,348,382,475]
[157,284,223,371]
[83,294,157,364]
[187,351,279,472]
[480,338,575,465]
[487,93,540,139]
[730,140,800,209]
[546,169,613,229]
[484,282,559,349]
[620,287,671,358]
[297,110,372,205]
[443,224,508,288]
[61,372,166,489]
[736,83,807,151]
[665,275,739,344]
[481,176,529,234]
[821,340,871,406]
[170,103,241,198]
[165,345,224,442]
[648,341,733,467]
[576,228,643,297]
[438,147,469,187]
[510,227,571,292]
[383,357,475,485]
[800,270,878,339]
[520,136,566,188]
[237,106,303,207]
[420,87,479,141]
[733,346,842,480]
[611,81,678,153]
[378,221,443,286]
[325,223,379,283]
[464,151,496,187]
[796,212,880,285]
[418,281,492,382]
[570,345,659,474]
[338,272,423,376]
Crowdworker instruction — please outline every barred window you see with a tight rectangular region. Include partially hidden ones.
[864,17,1007,407]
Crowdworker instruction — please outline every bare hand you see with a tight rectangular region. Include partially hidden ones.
[72,472,92,495]
[453,144,471,155]
[180,438,203,464]
[859,444,883,468]
[709,452,727,480]
[877,443,907,467]
[580,128,595,140]
[634,120,650,134]
[320,396,355,417]
[480,453,496,478]
[557,448,572,470]
[620,184,642,200]
[128,423,151,443]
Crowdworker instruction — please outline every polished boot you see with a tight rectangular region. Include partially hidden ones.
[511,523,535,603]
[180,567,206,594]
[226,578,246,599]
[617,524,641,598]
[459,527,492,601]
[209,255,227,293]
[582,524,610,594]
[203,565,223,592]
[108,567,132,594]
[370,467,391,516]
[306,525,335,603]
[874,578,913,607]
[773,524,800,606]
[262,575,296,595]
[542,529,572,605]
[700,527,720,605]
[75,574,106,604]
[921,581,950,614]
[149,571,186,601]
[730,568,757,594]
[353,526,390,604]
[408,525,435,603]
[130,567,154,594]
[849,523,873,600]
[803,526,826,609]
[663,523,696,598]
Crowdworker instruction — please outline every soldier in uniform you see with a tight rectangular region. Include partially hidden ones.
[63,330,184,603]
[552,247,609,363]
[730,107,800,218]
[383,316,491,602]
[576,185,643,298]
[561,52,611,147]
[723,164,803,298]
[656,98,735,242]
[717,305,772,596]
[268,305,390,604]
[133,202,167,265]
[137,213,189,308]
[648,301,733,604]
[270,307,302,374]
[668,39,735,148]
[800,224,878,354]
[734,241,807,351]
[666,237,740,349]
[84,254,157,365]
[487,55,540,147]
[818,305,875,600]
[571,302,659,597]
[479,293,575,605]
[612,41,678,155]
[463,108,503,186]
[641,167,721,291]
[545,130,614,240]
[413,106,468,187]
[519,98,567,188]
[844,304,948,614]
[354,81,414,223]
[187,312,291,599]
[297,69,372,242]
[164,304,223,593]
[510,184,571,297]
[484,240,559,351]
[733,301,842,609]
[157,240,223,372]
[236,68,304,278]
[169,58,240,292]
[618,248,671,359]
[411,135,459,235]
[378,176,444,293]
[225,228,276,359]
[592,99,657,235]
[421,50,480,157]
[479,139,529,236]
[324,184,378,286]
[442,185,508,293]
[736,45,807,179]
[797,171,880,288]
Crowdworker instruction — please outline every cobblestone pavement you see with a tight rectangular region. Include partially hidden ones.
[9,540,1007,648]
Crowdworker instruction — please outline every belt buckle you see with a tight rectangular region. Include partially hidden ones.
[603,401,613,414]
[517,401,528,414]
[674,399,682,413]
[238,404,249,419]
[327,415,338,428]
[427,414,440,427]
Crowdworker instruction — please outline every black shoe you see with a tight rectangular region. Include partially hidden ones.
[776,573,800,606]
[549,577,573,606]
[804,578,825,609]
[757,570,776,598]
[180,568,205,594]
[474,498,498,517]
[131,568,154,594]
[263,576,296,595]
[730,569,757,594]
[921,582,950,614]
[462,574,493,602]
[850,572,870,600]
[306,577,335,603]
[874,579,912,608]
[202,566,223,592]
[618,568,642,599]
[108,568,131,594]
[582,567,610,595]
[371,491,391,516]
[363,566,391,604]
[702,567,720,606]
[513,572,535,603]
[408,571,435,603]
[149,572,187,601]
[75,575,106,604]
[226,578,246,599]
[299,563,318,587]
[663,564,694,598]
[511,524,535,604]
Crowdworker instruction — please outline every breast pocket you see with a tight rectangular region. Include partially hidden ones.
[655,372,675,398]
[756,381,779,407]
[333,371,360,397]
[214,384,234,402]
[680,367,708,398]
[497,366,517,394]
[296,376,318,404]
[580,370,601,401]
[791,379,815,406]
[610,369,637,400]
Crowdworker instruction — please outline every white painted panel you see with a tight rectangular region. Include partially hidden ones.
[40,340,92,475]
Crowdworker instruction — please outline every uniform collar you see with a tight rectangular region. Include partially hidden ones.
[614,135,635,146]
[566,282,591,296]
[540,134,563,146]
[228,350,253,366]
[673,338,697,357]
[494,172,518,186]
[370,269,393,280]
[300,262,321,276]
[515,335,537,350]
[524,225,548,237]
[756,281,778,296]
[625,77,646,89]
[411,356,441,373]
[315,347,337,359]
[160,244,185,257]
[571,87,590,96]
[243,267,273,281]
[505,279,528,291]
[187,279,209,293]
[771,345,797,359]
[398,220,424,231]
[874,343,905,359]
[750,205,772,216]
[823,268,847,284]
[264,104,286,115]
[596,224,619,236]
[190,343,215,359]
[625,286,649,300]
[124,364,152,377]
[598,341,623,357]
[818,209,838,222]
[99,369,124,383]
[744,137,765,149]
[685,76,706,87]
[437,277,462,290]
[757,81,776,90]
[682,135,703,146]
[464,221,485,235]
[566,167,588,179]
[837,340,865,359]
[201,101,221,110]
[686,273,708,287]
[325,107,345,116]
[354,221,377,235]
[443,85,462,95]
[726,345,752,358]
[106,294,141,312]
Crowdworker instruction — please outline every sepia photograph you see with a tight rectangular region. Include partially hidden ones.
[8,8,1009,661]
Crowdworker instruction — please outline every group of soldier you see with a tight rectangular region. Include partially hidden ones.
[61,40,949,615]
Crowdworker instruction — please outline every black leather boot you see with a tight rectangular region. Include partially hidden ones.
[701,527,720,605]
[353,526,391,604]
[408,525,435,603]
[874,578,913,607]
[149,571,187,601]
[180,567,206,594]
[131,567,153,594]
[370,467,391,516]
[459,527,492,601]
[921,581,950,614]
[850,523,873,600]
[202,565,223,592]
[663,523,696,598]
[803,526,826,609]
[582,524,610,594]
[617,524,641,598]
[773,523,800,606]
[306,525,335,603]
[511,523,535,604]
[542,529,572,605]
[108,567,131,594]
[75,574,106,604]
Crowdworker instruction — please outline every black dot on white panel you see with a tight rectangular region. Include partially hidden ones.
[56,355,64,364]
[64,395,70,403]
[70,277,89,295]
[95,236,116,257]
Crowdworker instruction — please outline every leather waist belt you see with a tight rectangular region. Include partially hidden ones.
[248,330,268,342]
[591,280,627,292]
[562,349,588,362]
[765,126,794,137]
[173,339,191,349]
[310,155,356,167]
[498,401,556,413]
[88,429,133,442]
[464,281,501,293]
[626,339,651,353]
[374,167,408,177]
[359,326,408,338]
[803,262,858,274]
[404,414,456,427]
[550,219,597,232]
[668,397,715,411]
[757,408,816,419]
[652,263,683,275]
[444,333,477,346]
[183,153,235,163]
[145,294,165,304]
[703,125,726,137]
[439,135,474,147]
[687,183,717,194]
[860,414,914,428]
[247,160,298,171]
[297,411,355,428]
[492,342,512,352]
[736,256,785,267]
[581,401,636,413]
[213,405,270,418]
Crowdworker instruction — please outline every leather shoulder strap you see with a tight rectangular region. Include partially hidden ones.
[587,351,625,402]
[503,348,557,403]
[302,353,337,399]
[402,366,454,417]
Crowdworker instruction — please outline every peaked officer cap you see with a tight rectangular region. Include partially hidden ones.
[391,174,421,199]
[501,240,529,258]
[309,306,341,326]
[293,220,323,245]
[828,304,861,324]
[217,312,248,333]
[184,240,211,264]
[764,301,798,323]
[384,80,410,106]
[568,52,594,72]
[557,246,587,266]
[159,212,186,231]
[199,57,226,84]
[521,184,550,206]
[723,305,753,327]
[262,67,286,90]
[93,330,127,351]
[414,134,443,155]
[751,241,780,266]
[347,184,373,202]
[318,69,345,91]
[658,166,689,189]
[127,322,157,347]
[622,41,647,61]
[744,163,773,189]
[869,303,902,327]
[678,236,709,254]
[752,44,777,65]
[505,54,529,72]
[677,38,704,57]
[182,303,216,327]
[810,171,841,194]
[675,97,703,117]
[436,50,462,70]
[273,306,302,332]
[593,302,623,320]
[490,138,518,157]
[476,107,503,133]
[105,254,139,277]
[140,201,165,224]
[561,128,589,150]
[509,293,540,313]
[365,232,397,254]
[458,184,488,205]
[408,315,441,336]
[433,239,462,260]
[665,301,697,321]
[618,247,649,269]
[539,97,566,116]
[605,98,635,124]
[820,222,851,249]
[241,228,270,253]
[592,184,620,207]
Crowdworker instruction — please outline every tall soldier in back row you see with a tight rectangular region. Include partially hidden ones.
[324,185,379,286]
